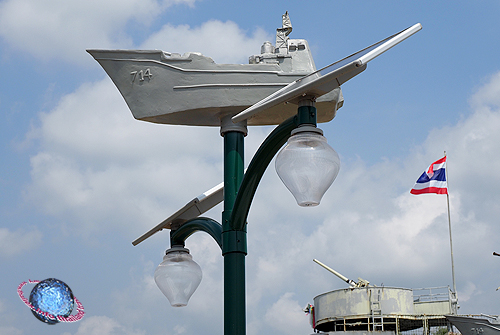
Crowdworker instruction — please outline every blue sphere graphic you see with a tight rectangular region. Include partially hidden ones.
[29,278,74,324]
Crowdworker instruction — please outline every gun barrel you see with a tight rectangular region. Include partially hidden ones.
[313,259,356,287]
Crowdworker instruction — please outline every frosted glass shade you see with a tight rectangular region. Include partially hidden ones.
[154,247,202,307]
[276,127,340,206]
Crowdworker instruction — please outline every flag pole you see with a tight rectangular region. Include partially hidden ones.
[445,151,457,296]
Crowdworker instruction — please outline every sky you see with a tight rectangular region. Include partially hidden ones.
[1,1,500,334]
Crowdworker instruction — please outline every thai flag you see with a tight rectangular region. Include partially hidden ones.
[410,156,448,195]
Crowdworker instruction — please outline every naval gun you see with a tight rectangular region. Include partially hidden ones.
[313,259,370,288]
[311,258,458,333]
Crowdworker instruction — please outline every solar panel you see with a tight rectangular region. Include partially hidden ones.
[232,23,422,123]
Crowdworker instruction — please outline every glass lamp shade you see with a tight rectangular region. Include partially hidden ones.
[154,247,202,307]
[275,127,340,207]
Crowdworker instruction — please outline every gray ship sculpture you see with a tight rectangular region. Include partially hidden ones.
[87,12,343,126]
[88,12,420,128]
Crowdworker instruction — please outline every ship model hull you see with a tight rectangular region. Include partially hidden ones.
[87,49,343,126]
[88,12,343,127]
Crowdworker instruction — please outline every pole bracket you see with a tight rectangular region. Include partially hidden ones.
[170,217,223,250]
[222,230,247,255]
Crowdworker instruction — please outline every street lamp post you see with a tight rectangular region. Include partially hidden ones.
[88,16,421,335]
[168,97,330,335]
[221,116,247,335]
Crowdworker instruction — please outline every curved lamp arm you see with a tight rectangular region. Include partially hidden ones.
[230,101,320,231]
[230,115,299,231]
[170,217,223,249]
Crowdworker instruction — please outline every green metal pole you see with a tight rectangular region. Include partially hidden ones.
[222,129,246,335]
[219,104,313,335]
[230,115,298,231]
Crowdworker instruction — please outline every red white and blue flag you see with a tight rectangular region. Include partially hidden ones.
[410,156,448,195]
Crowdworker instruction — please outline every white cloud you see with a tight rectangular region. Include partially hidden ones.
[0,0,196,64]
[66,316,145,335]
[17,3,500,326]
[22,15,273,241]
[141,20,271,64]
[109,242,223,335]
[25,78,222,238]
[22,64,500,331]
[0,227,42,257]
[3,2,500,333]
[242,69,500,320]
[458,282,479,303]
[470,72,500,111]
[0,299,24,334]
[263,292,311,335]
[0,327,23,335]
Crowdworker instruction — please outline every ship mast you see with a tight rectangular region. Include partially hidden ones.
[275,11,292,53]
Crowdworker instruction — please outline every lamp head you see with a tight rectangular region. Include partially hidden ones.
[275,126,340,206]
[154,246,202,307]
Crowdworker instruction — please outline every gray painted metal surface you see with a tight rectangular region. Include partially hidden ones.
[309,331,396,335]
[312,285,457,333]
[132,181,224,246]
[314,287,415,323]
[87,13,343,126]
[413,286,457,315]
[446,315,500,335]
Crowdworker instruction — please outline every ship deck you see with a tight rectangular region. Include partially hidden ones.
[315,313,449,333]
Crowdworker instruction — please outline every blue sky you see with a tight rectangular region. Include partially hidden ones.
[2,1,500,334]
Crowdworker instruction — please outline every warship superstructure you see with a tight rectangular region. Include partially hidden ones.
[307,259,458,335]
